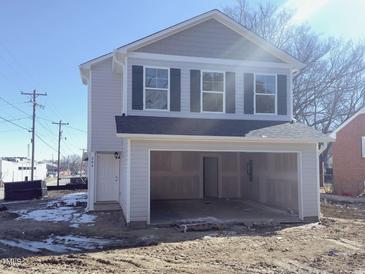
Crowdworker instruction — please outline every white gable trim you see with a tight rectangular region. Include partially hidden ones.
[128,52,298,70]
[79,9,305,85]
[330,106,365,138]
[116,10,305,69]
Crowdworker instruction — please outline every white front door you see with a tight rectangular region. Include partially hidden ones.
[96,153,119,202]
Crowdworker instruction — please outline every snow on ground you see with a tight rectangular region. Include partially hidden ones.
[13,192,96,226]
[0,235,116,253]
[50,192,87,207]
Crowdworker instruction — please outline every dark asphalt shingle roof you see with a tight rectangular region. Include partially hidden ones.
[245,122,331,140]
[115,116,331,141]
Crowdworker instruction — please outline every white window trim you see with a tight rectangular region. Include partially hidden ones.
[254,73,277,115]
[143,66,170,111]
[200,70,226,113]
[362,136,365,158]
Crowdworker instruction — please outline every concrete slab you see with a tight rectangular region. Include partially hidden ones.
[151,199,300,225]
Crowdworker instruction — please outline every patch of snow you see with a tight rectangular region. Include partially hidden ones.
[284,222,324,231]
[0,239,80,253]
[53,235,111,250]
[13,192,96,226]
[15,206,96,225]
[48,192,87,207]
[178,216,222,224]
[298,222,324,229]
[0,235,118,253]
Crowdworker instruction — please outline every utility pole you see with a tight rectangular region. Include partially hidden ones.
[21,90,47,181]
[52,120,69,187]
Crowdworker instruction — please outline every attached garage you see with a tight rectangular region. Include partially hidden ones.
[150,150,300,224]
[113,117,332,226]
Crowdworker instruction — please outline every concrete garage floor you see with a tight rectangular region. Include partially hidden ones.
[151,199,300,225]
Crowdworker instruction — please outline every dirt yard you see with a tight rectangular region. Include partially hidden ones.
[0,191,364,273]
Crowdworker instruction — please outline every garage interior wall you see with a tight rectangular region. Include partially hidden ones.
[150,151,298,212]
[240,152,298,212]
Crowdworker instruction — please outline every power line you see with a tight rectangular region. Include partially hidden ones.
[38,116,54,123]
[37,118,58,138]
[0,96,32,117]
[62,139,79,155]
[0,117,28,123]
[67,125,87,134]
[35,133,58,153]
[0,115,31,132]
[0,39,38,85]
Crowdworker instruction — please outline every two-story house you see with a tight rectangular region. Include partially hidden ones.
[79,10,332,226]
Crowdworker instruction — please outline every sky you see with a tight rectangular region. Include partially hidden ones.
[0,0,364,161]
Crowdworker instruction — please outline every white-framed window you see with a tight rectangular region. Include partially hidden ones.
[144,66,169,110]
[362,136,365,158]
[201,71,225,113]
[255,74,277,114]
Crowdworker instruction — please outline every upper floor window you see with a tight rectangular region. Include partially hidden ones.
[362,136,365,158]
[255,74,276,114]
[201,71,225,112]
[144,67,169,110]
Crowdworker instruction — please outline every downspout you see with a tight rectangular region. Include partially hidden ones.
[112,50,127,115]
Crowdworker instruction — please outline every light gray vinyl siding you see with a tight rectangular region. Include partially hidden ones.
[127,57,291,121]
[89,57,122,151]
[128,140,319,223]
[119,139,129,219]
[136,19,283,63]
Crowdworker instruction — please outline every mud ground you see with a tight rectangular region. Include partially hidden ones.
[0,191,364,273]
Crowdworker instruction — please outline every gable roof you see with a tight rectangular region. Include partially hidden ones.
[80,9,305,70]
[330,106,365,138]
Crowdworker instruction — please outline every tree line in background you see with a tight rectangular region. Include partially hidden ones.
[224,0,365,134]
[49,154,85,176]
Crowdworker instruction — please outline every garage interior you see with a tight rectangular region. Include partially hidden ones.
[150,151,300,225]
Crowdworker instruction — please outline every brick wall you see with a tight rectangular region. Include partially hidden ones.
[333,113,365,196]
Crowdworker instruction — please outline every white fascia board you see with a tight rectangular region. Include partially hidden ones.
[79,67,89,85]
[128,52,296,70]
[112,50,126,74]
[116,133,333,143]
[117,10,218,53]
[79,52,113,68]
[79,53,114,86]
[330,107,365,138]
[116,9,304,70]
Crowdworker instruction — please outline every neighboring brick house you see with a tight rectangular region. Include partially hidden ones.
[331,107,365,196]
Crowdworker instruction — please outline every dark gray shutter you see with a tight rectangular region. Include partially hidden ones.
[277,74,287,115]
[170,68,181,111]
[132,65,143,110]
[244,73,254,114]
[225,72,235,113]
[190,70,201,112]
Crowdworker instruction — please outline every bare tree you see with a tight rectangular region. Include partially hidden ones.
[224,0,365,134]
[60,154,81,175]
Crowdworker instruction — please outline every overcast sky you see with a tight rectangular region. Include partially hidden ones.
[1,0,364,160]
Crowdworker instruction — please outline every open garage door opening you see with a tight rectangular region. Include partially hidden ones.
[150,151,301,225]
